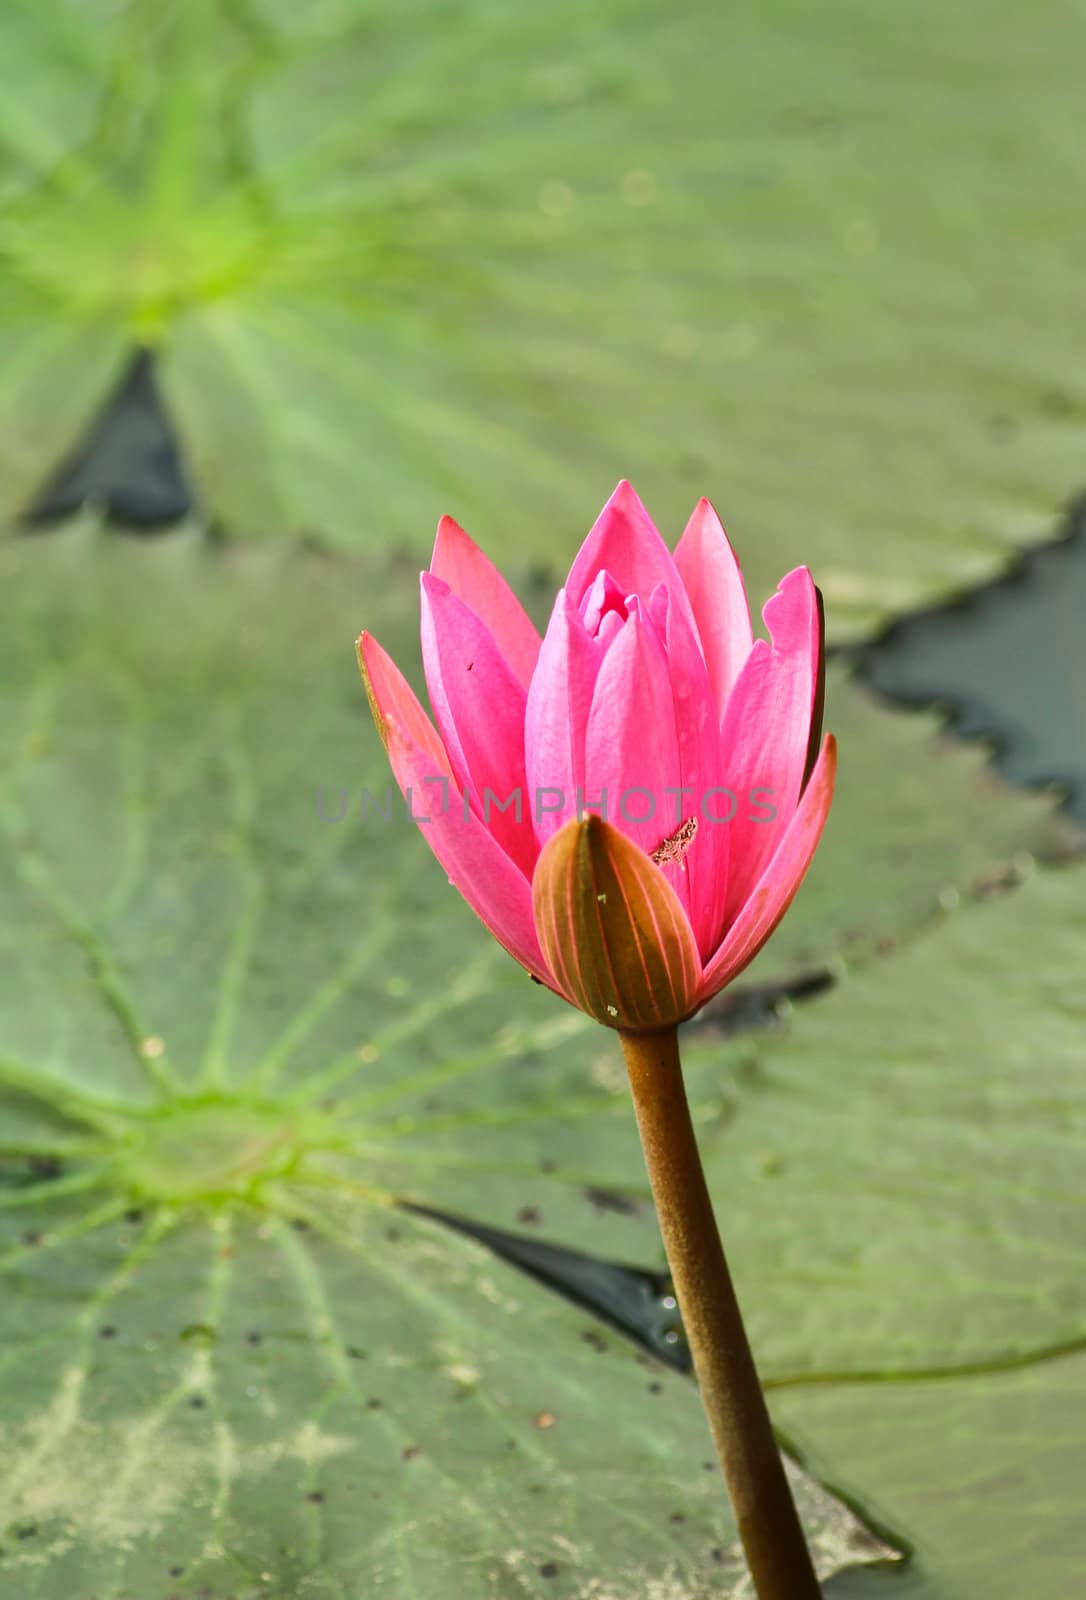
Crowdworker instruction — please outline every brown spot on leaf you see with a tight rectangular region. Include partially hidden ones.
[584,1186,641,1216]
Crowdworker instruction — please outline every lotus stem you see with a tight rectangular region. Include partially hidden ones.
[619,1025,821,1600]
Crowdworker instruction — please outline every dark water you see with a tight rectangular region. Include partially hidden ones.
[24,348,193,529]
[855,503,1086,827]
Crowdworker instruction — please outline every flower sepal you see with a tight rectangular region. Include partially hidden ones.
[532,814,702,1032]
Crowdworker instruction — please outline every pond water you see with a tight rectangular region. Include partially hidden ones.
[855,505,1086,828]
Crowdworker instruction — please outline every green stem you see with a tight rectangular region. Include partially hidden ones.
[619,1026,820,1600]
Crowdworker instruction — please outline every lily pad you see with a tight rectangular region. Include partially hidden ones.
[772,1348,1086,1600]
[670,865,1086,1598]
[678,864,1086,1378]
[3,0,1086,634]
[0,0,125,204]
[0,1190,895,1597]
[0,525,905,1595]
[534,864,1086,1388]
[566,831,1086,1596]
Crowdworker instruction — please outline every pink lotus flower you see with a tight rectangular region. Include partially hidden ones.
[358,481,835,1032]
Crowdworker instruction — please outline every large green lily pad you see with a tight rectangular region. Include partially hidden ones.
[681,863,1086,1379]
[0,525,1077,1591]
[0,1191,895,1598]
[3,0,1086,634]
[522,859,1086,1390]
[0,0,124,204]
[686,865,1086,1600]
[772,1348,1086,1600]
[0,524,906,1596]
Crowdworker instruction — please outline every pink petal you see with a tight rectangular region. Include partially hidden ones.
[697,734,837,1001]
[658,589,730,958]
[430,515,541,690]
[524,587,604,846]
[358,632,550,983]
[580,569,626,635]
[717,567,824,926]
[420,575,535,876]
[564,481,698,640]
[583,609,685,899]
[673,498,754,717]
